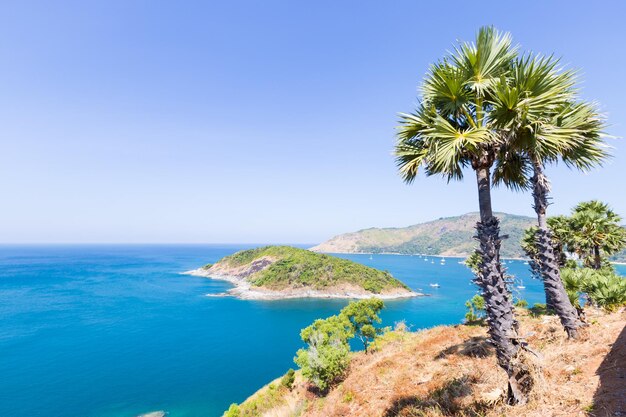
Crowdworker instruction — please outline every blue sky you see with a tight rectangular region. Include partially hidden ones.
[2,1,625,243]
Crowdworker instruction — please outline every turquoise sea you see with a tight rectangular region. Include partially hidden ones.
[2,244,622,416]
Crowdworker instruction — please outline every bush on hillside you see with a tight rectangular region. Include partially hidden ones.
[340,298,384,352]
[561,267,626,311]
[464,294,485,325]
[280,368,295,390]
[294,314,353,391]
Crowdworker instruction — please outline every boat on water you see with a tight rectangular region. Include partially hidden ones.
[369,255,373,260]
[517,278,526,289]
[429,283,440,288]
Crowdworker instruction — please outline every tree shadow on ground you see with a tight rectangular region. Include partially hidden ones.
[590,323,626,417]
[382,375,489,417]
[435,336,494,360]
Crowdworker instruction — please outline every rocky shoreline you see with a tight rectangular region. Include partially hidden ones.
[183,268,423,300]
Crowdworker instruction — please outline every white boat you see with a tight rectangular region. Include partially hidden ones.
[369,255,373,260]
[517,279,525,289]
[429,283,440,288]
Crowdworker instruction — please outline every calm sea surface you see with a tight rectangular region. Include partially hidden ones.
[2,245,622,416]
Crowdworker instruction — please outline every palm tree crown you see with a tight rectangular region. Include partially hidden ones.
[395,26,516,184]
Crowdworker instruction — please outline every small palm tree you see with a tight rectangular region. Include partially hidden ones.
[395,27,530,404]
[491,54,608,338]
[521,216,572,311]
[569,201,626,268]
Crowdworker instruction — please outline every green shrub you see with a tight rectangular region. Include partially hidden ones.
[340,298,384,352]
[463,252,481,275]
[561,267,626,311]
[585,272,626,312]
[280,368,295,390]
[514,299,528,308]
[223,403,240,417]
[464,294,485,324]
[294,314,353,391]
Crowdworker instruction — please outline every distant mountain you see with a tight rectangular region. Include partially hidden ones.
[310,213,536,259]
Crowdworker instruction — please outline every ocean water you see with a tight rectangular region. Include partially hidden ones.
[2,245,621,417]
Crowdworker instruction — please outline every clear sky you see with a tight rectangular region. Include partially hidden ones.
[2,1,625,244]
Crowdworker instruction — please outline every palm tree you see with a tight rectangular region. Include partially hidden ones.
[569,201,626,268]
[521,216,575,312]
[491,55,608,338]
[395,27,530,404]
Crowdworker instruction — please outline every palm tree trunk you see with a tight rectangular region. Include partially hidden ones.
[474,165,529,404]
[531,160,581,339]
[593,246,602,269]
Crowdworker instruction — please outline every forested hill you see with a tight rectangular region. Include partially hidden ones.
[310,213,535,258]
[195,245,414,297]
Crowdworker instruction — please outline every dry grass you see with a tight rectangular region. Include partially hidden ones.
[245,307,624,417]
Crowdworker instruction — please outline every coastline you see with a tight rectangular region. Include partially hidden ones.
[311,250,529,261]
[183,268,424,300]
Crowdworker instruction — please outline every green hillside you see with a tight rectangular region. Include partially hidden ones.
[205,245,410,294]
[311,213,536,258]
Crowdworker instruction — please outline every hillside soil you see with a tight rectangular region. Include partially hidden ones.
[233,307,625,417]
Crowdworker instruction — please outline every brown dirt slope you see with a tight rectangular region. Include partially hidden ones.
[231,308,625,417]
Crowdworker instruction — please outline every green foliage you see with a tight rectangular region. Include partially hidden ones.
[522,201,626,269]
[521,216,572,278]
[223,404,240,417]
[514,299,529,308]
[569,201,626,269]
[583,271,626,312]
[340,298,384,352]
[529,303,549,317]
[280,369,295,390]
[352,213,534,258]
[560,267,589,307]
[294,314,353,391]
[464,252,481,275]
[561,267,626,311]
[217,246,409,294]
[464,294,486,324]
[294,299,388,391]
[223,377,291,416]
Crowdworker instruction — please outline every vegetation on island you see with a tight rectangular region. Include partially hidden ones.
[207,245,411,294]
[312,212,534,258]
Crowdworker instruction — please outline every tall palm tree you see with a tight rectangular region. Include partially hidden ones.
[395,27,530,404]
[569,201,626,268]
[491,55,608,338]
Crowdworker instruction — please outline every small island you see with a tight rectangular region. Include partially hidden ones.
[185,245,420,300]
